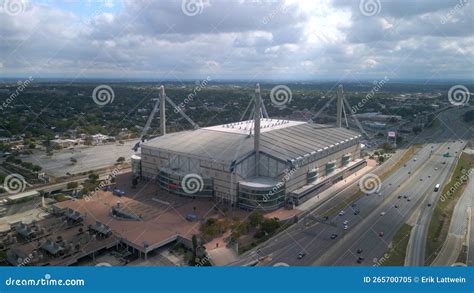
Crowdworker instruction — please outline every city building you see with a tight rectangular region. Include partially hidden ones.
[50,138,82,148]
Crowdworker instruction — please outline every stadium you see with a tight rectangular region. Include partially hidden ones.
[135,85,366,211]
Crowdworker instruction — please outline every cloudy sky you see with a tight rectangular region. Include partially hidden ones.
[0,0,472,81]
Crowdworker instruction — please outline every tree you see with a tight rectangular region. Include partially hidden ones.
[67,182,78,189]
[396,136,403,145]
[192,235,198,255]
[117,156,125,163]
[249,211,264,227]
[5,156,15,163]
[70,157,77,165]
[88,173,99,182]
[32,165,42,172]
[378,156,385,164]
[412,126,422,134]
[260,218,280,235]
[381,143,393,152]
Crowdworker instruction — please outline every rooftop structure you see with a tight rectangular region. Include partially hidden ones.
[143,120,361,165]
[137,84,366,211]
[4,190,39,204]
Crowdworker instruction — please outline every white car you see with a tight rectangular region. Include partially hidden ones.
[343,220,349,225]
[380,212,386,216]
[344,225,349,230]
[339,211,345,216]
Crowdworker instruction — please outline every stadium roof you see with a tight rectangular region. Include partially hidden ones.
[142,119,361,164]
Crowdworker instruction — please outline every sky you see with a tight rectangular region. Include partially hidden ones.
[0,0,473,81]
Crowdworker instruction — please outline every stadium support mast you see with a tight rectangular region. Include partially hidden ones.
[336,84,343,128]
[160,85,166,136]
[254,83,261,176]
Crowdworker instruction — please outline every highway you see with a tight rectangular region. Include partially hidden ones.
[231,107,471,267]
[317,108,470,266]
[432,166,473,266]
[406,112,471,266]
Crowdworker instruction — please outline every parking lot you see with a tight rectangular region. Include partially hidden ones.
[21,140,137,177]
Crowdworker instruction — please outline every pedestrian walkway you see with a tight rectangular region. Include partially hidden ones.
[297,160,376,212]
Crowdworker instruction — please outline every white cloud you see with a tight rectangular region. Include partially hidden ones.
[0,0,472,80]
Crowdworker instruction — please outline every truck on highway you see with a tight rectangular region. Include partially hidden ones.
[434,184,440,192]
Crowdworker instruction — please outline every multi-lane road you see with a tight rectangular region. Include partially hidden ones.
[232,107,471,267]
[432,166,473,266]
[406,110,471,266]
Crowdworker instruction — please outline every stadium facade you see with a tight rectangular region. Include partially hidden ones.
[136,85,366,211]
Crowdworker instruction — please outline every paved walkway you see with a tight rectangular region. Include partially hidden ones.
[204,231,239,266]
[296,160,376,212]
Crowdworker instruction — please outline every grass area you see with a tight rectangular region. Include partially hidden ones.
[425,152,474,265]
[322,144,422,218]
[383,144,423,181]
[381,223,413,266]
[238,218,296,254]
[456,245,468,264]
[0,251,8,266]
[53,193,69,202]
[431,118,441,129]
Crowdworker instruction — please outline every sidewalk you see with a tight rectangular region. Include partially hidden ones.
[296,160,376,212]
[204,231,239,266]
